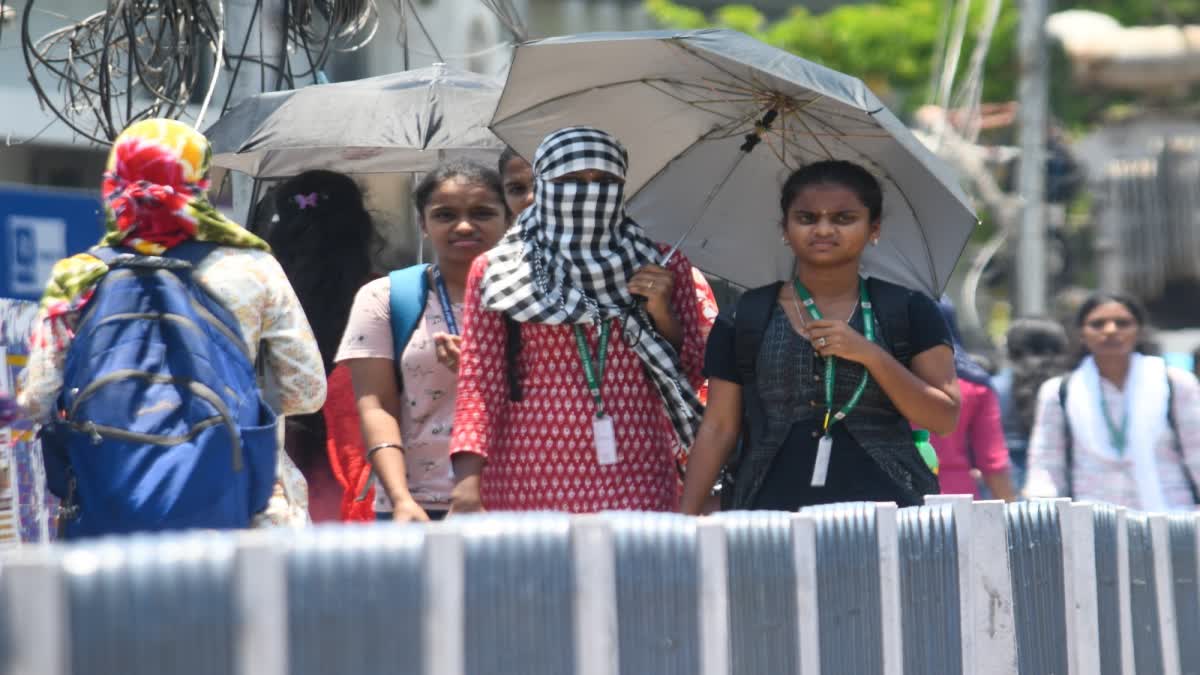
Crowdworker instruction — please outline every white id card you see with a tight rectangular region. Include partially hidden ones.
[810,434,833,486]
[593,415,618,465]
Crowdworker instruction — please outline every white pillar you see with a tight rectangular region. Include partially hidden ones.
[1061,502,1101,675]
[875,503,904,675]
[925,495,1020,675]
[696,519,730,675]
[2,550,68,675]
[234,535,288,675]
[425,526,465,675]
[792,512,821,675]
[572,516,619,675]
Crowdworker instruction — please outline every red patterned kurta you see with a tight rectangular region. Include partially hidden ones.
[450,251,710,512]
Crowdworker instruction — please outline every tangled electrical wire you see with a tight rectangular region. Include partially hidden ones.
[21,0,378,144]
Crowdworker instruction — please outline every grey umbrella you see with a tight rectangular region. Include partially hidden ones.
[490,29,978,297]
[207,63,505,179]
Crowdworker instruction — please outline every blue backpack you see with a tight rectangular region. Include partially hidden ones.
[388,264,431,365]
[43,242,278,538]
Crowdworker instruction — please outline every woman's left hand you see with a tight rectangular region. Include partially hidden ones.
[627,264,682,348]
[804,319,883,365]
[627,265,675,314]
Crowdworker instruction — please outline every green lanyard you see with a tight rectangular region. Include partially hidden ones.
[573,321,611,419]
[1099,384,1128,453]
[792,278,875,433]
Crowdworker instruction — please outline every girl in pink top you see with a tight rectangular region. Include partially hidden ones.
[335,162,511,521]
[932,300,1016,500]
[933,379,1015,499]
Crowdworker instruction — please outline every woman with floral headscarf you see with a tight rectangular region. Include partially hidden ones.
[448,126,713,513]
[18,119,326,527]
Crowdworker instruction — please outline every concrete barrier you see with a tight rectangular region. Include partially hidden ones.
[2,499,1198,675]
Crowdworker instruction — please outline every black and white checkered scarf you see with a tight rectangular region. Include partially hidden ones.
[480,127,702,447]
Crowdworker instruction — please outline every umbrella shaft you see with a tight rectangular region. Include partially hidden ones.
[660,148,751,266]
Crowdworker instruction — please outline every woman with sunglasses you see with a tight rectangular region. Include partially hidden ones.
[1024,292,1200,509]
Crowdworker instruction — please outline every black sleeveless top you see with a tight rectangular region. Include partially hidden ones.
[704,280,951,509]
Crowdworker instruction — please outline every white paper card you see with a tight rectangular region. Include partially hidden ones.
[811,434,833,486]
[593,415,618,465]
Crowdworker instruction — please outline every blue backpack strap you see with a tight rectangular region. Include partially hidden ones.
[88,246,122,266]
[388,264,431,364]
[89,242,219,271]
[163,240,220,266]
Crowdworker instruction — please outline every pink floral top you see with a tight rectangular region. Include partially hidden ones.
[334,276,461,512]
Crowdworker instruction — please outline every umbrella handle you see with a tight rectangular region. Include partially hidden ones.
[739,108,779,152]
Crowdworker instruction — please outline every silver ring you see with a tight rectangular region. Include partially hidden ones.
[817,337,828,347]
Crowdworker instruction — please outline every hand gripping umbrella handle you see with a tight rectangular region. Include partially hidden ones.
[634,108,779,306]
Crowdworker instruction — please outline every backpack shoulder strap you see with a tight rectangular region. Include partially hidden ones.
[865,277,913,366]
[388,264,431,363]
[88,246,123,266]
[1165,371,1200,504]
[88,243,215,274]
[162,241,220,266]
[504,314,523,402]
[734,282,781,386]
[1058,375,1075,499]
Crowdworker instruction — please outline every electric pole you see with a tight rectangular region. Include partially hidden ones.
[1015,0,1050,316]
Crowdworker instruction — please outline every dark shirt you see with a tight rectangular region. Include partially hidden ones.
[704,286,950,510]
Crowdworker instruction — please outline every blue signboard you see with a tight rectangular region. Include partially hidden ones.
[0,185,102,301]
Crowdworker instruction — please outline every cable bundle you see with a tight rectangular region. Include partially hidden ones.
[21,0,379,144]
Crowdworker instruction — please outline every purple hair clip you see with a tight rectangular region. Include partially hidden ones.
[294,192,319,210]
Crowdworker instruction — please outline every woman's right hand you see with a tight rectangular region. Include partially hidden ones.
[448,482,485,516]
[390,497,431,522]
[448,453,486,517]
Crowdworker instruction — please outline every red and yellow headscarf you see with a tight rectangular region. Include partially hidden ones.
[38,119,269,327]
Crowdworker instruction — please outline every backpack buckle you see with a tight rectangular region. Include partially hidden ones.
[56,476,80,530]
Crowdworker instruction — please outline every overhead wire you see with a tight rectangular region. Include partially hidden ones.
[22,0,378,142]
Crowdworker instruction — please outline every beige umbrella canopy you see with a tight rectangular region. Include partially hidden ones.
[491,29,978,297]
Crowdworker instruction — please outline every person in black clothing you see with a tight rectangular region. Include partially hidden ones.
[680,161,961,512]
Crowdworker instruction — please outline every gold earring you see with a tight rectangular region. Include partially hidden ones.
[872,238,879,246]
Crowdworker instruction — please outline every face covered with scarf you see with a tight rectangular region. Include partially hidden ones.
[482,126,661,322]
[480,126,703,446]
[37,119,268,326]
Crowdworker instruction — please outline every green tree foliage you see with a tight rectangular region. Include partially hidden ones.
[644,0,1196,125]
[646,0,1016,111]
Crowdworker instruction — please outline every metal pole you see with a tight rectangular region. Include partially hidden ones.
[1095,170,1124,292]
[226,0,286,221]
[1015,0,1050,316]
